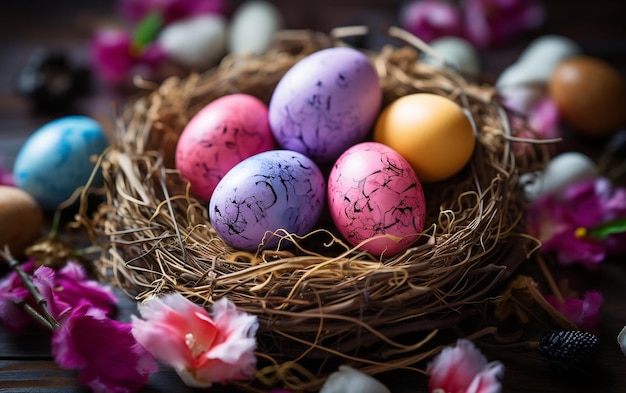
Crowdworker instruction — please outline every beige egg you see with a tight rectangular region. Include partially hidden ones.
[0,186,44,258]
[549,55,626,137]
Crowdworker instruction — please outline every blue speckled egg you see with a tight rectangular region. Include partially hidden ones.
[209,150,326,250]
[268,47,382,163]
[13,116,109,210]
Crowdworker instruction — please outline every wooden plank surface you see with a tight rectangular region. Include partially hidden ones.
[1,1,626,392]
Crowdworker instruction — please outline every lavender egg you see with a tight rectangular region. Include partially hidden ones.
[209,150,326,250]
[268,47,382,163]
[327,142,426,257]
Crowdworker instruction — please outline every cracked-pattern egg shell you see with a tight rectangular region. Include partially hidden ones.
[269,47,382,163]
[327,142,426,257]
[176,94,276,201]
[209,150,326,250]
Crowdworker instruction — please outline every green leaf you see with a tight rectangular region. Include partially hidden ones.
[586,218,626,240]
[132,11,163,51]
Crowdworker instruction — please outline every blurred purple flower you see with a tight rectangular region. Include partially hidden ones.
[546,291,603,335]
[527,177,626,269]
[400,0,463,42]
[52,299,158,393]
[461,0,545,48]
[0,163,14,186]
[90,29,167,86]
[118,0,228,24]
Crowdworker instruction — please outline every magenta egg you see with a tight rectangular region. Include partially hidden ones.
[327,142,426,256]
[268,47,382,163]
[209,150,326,251]
[175,93,276,201]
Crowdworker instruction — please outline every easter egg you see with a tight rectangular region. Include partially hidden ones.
[228,0,283,55]
[175,93,276,201]
[13,115,109,210]
[209,150,326,250]
[0,186,44,257]
[269,46,382,163]
[423,36,480,76]
[327,142,426,257]
[158,14,227,70]
[373,93,475,183]
[520,151,599,201]
[548,55,626,137]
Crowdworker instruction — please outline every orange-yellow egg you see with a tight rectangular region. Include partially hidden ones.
[549,55,626,138]
[0,185,44,257]
[373,93,475,182]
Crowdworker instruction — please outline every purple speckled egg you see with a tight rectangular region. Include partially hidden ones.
[209,150,326,250]
[268,47,382,163]
[327,142,426,257]
[175,93,276,201]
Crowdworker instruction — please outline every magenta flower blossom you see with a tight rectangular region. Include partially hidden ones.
[545,291,603,335]
[131,293,258,388]
[90,28,167,85]
[399,0,463,43]
[118,0,228,24]
[33,261,118,321]
[0,260,35,332]
[461,0,545,48]
[527,177,626,269]
[52,299,158,393]
[427,339,504,393]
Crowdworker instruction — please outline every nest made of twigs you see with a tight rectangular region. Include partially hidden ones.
[76,27,548,391]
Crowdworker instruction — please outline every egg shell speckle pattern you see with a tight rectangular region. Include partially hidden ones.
[13,115,108,210]
[327,142,426,256]
[175,94,276,201]
[268,47,382,163]
[209,150,326,250]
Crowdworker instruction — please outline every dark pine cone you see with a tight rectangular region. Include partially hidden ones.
[538,330,600,369]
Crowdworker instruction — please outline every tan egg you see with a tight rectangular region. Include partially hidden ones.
[549,55,626,137]
[373,93,475,183]
[0,186,44,258]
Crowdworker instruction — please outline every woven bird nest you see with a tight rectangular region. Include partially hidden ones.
[77,27,547,392]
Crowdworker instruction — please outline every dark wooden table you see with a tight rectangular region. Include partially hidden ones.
[1,1,626,392]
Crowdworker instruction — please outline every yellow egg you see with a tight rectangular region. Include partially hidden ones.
[0,186,44,258]
[373,93,475,182]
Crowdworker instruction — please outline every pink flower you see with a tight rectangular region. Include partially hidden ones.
[131,293,258,388]
[399,0,463,42]
[461,0,545,48]
[34,261,118,321]
[0,260,35,331]
[52,299,158,393]
[118,0,228,24]
[0,260,116,332]
[90,28,167,85]
[427,339,504,393]
[546,291,604,335]
[527,177,626,269]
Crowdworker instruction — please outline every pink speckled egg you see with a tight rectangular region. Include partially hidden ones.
[327,142,426,256]
[175,93,276,200]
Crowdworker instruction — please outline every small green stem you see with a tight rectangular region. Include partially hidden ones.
[1,246,61,330]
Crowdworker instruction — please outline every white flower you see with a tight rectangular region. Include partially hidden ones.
[319,365,391,393]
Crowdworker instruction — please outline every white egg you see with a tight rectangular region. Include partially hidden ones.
[521,152,599,201]
[496,35,582,88]
[228,0,283,55]
[158,14,227,69]
[423,36,480,76]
